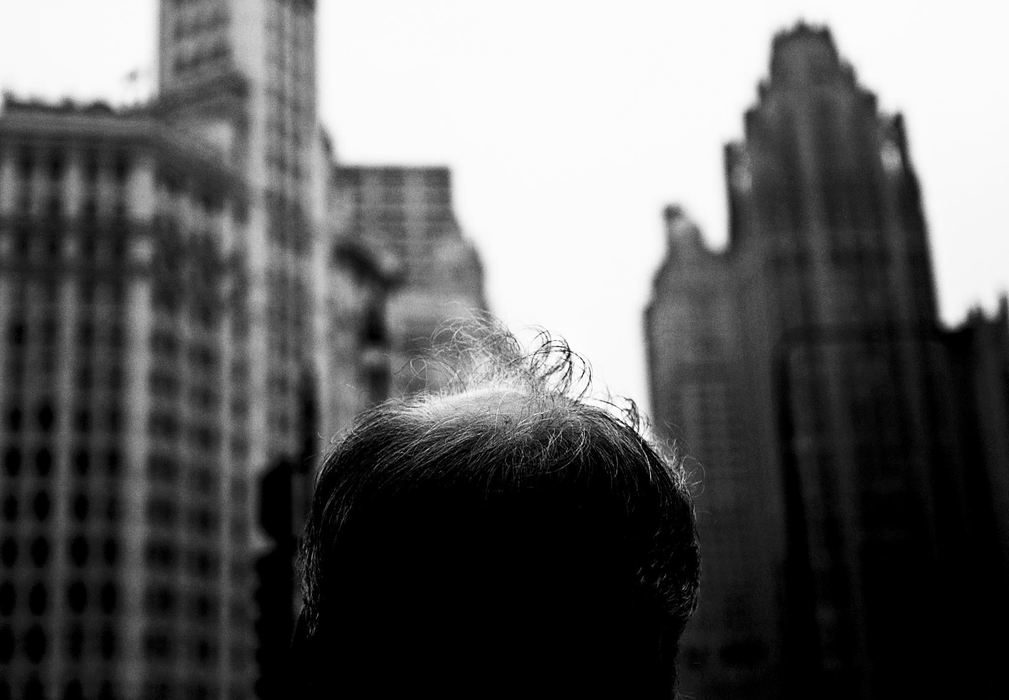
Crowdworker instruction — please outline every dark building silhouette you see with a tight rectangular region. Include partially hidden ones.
[647,24,1009,699]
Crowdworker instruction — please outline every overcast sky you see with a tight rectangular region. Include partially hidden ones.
[2,0,1007,411]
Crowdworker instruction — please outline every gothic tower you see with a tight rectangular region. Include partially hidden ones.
[648,24,977,698]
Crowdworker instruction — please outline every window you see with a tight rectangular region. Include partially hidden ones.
[28,583,47,615]
[0,582,16,616]
[114,155,130,183]
[100,626,116,661]
[19,148,34,178]
[145,586,176,615]
[34,448,52,476]
[73,449,90,476]
[25,626,47,662]
[67,582,88,613]
[72,494,89,521]
[100,582,118,614]
[32,492,50,522]
[0,628,14,664]
[47,196,62,220]
[30,537,49,567]
[145,542,177,569]
[2,496,17,522]
[0,539,16,567]
[24,676,45,700]
[36,403,55,431]
[148,454,179,483]
[106,409,121,432]
[7,321,26,346]
[103,538,119,566]
[78,321,94,346]
[66,623,84,660]
[48,153,65,181]
[63,681,85,700]
[3,448,21,477]
[105,496,121,524]
[6,407,22,432]
[143,630,174,660]
[70,537,88,567]
[84,151,99,180]
[147,498,177,527]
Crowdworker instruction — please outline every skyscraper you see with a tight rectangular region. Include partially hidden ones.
[0,98,254,700]
[646,204,778,699]
[1,3,488,699]
[647,24,1009,699]
[157,0,323,467]
[333,165,486,395]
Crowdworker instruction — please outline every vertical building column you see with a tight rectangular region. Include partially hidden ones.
[118,160,156,700]
[48,148,83,696]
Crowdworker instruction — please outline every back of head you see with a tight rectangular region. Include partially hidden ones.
[296,325,699,699]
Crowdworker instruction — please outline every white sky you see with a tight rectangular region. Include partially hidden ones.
[2,0,1007,411]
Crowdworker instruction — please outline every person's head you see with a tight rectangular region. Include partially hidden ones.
[297,325,699,698]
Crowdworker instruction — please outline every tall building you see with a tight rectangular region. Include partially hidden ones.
[646,24,1009,699]
[333,165,486,395]
[0,3,488,699]
[0,99,254,700]
[157,0,323,467]
[645,205,779,699]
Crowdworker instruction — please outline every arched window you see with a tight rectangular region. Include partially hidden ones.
[72,494,89,522]
[28,583,47,615]
[67,581,87,614]
[32,492,50,522]
[37,403,55,431]
[30,537,49,567]
[3,447,22,477]
[0,538,17,567]
[25,626,47,662]
[2,496,17,522]
[70,537,88,567]
[34,448,52,476]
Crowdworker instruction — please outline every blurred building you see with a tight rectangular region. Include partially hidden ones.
[646,205,776,698]
[333,165,486,395]
[0,99,253,700]
[0,1,487,699]
[646,23,1009,700]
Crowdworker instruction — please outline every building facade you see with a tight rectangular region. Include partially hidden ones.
[646,205,779,698]
[0,100,254,700]
[333,165,486,396]
[0,2,488,699]
[157,0,323,468]
[647,24,1009,699]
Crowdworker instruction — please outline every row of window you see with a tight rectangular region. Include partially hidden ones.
[0,681,120,700]
[171,1,229,39]
[145,500,220,537]
[143,628,220,664]
[0,278,126,306]
[7,146,129,184]
[147,412,222,452]
[0,678,118,700]
[0,537,120,569]
[0,579,118,619]
[3,446,122,479]
[2,193,131,221]
[172,39,231,76]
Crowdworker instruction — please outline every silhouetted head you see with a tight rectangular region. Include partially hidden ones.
[296,325,699,699]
